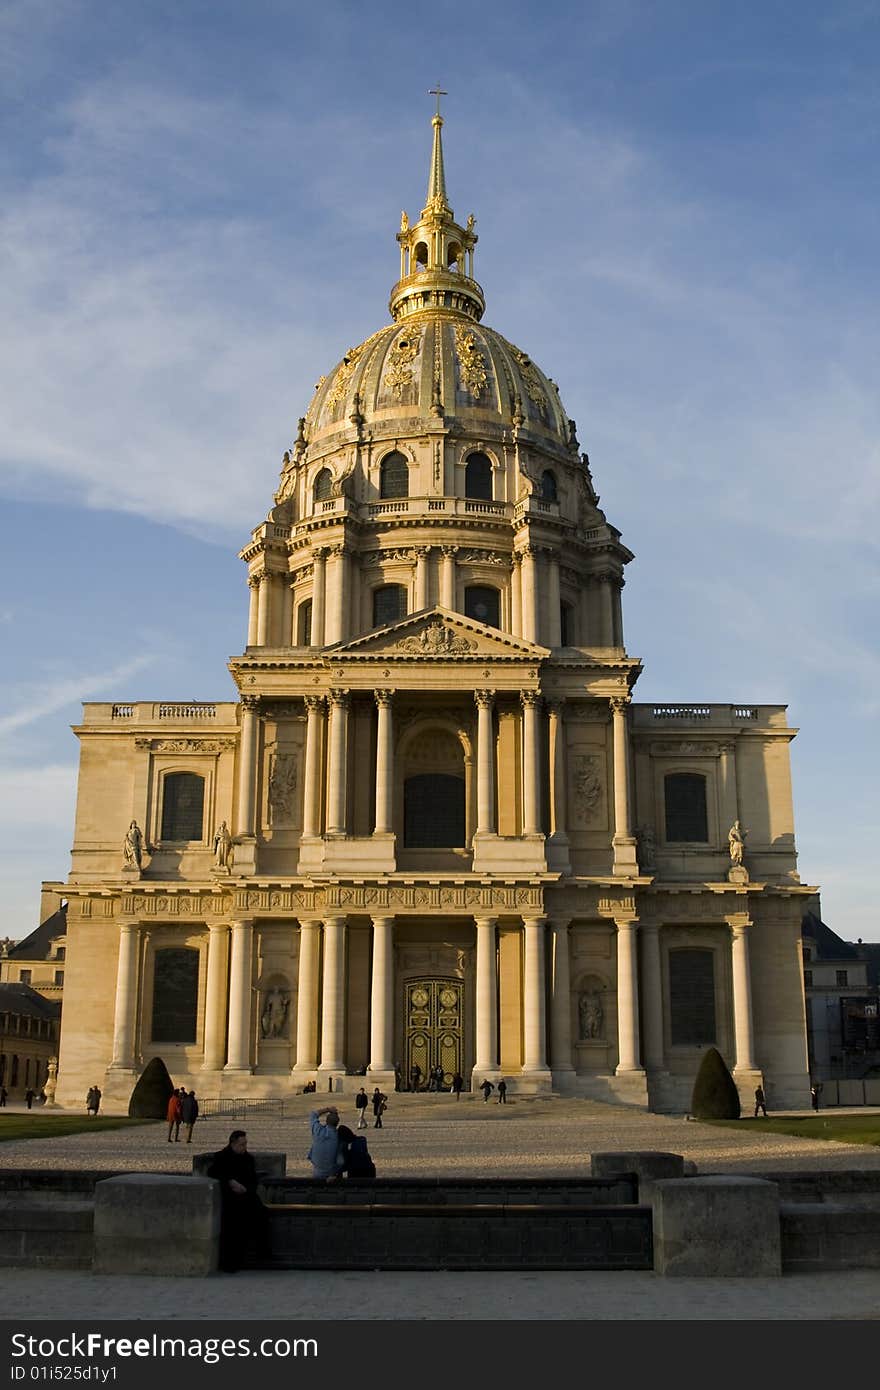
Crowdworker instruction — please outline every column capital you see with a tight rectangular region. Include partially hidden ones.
[247,573,261,590]
[522,914,547,930]
[520,689,541,709]
[329,688,350,708]
[240,694,261,713]
[370,914,396,929]
[612,914,639,931]
[327,542,346,557]
[312,545,328,561]
[473,915,498,930]
[230,917,255,930]
[257,569,274,585]
[546,916,572,931]
[207,921,229,935]
[474,689,495,709]
[414,545,432,559]
[298,917,323,932]
[322,913,348,929]
[726,914,752,935]
[304,694,326,714]
[440,545,459,559]
[374,689,395,707]
[609,695,631,715]
[510,551,522,568]
[545,697,566,715]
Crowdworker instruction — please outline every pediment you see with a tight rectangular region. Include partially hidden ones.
[328,608,549,661]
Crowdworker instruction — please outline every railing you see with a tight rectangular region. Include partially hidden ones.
[463,500,507,516]
[158,703,217,720]
[199,1098,290,1119]
[111,705,134,719]
[368,500,409,515]
[651,706,712,720]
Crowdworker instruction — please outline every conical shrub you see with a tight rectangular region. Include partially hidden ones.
[690,1046,741,1120]
[128,1056,175,1118]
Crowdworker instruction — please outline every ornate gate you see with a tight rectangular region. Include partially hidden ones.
[404,979,463,1086]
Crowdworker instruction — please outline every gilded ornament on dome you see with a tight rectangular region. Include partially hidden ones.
[511,346,547,413]
[454,325,488,400]
[323,330,384,413]
[382,329,423,400]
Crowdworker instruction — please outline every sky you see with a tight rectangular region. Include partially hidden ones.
[1,0,878,942]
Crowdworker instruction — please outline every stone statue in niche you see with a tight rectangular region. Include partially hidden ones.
[728,819,747,866]
[260,988,290,1040]
[578,990,604,1041]
[213,820,233,870]
[636,824,656,871]
[122,820,146,871]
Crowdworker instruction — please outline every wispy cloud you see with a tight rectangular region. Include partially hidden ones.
[0,655,155,737]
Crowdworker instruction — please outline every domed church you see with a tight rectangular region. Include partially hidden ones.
[49,107,814,1112]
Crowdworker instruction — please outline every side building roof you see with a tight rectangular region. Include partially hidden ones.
[6,905,67,961]
[0,982,62,1022]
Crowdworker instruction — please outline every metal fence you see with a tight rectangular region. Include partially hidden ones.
[198,1098,291,1119]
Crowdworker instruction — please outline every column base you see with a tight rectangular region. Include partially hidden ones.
[612,836,639,876]
[550,1065,577,1094]
[316,1067,347,1095]
[733,1066,764,1112]
[610,1068,649,1106]
[514,1069,553,1097]
[365,1069,397,1093]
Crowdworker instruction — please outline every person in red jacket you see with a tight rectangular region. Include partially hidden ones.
[166,1089,183,1142]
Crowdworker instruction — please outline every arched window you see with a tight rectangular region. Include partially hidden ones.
[297,600,313,646]
[414,242,428,271]
[151,947,200,1044]
[465,452,493,501]
[404,773,466,847]
[669,949,717,1045]
[664,773,708,843]
[160,772,205,842]
[464,585,500,628]
[380,451,409,499]
[373,584,407,628]
[313,468,333,503]
[541,470,558,502]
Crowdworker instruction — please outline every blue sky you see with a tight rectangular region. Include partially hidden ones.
[1,0,878,941]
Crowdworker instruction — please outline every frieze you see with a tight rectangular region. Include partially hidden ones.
[262,703,307,721]
[458,550,506,567]
[649,741,720,757]
[568,705,610,723]
[134,738,237,753]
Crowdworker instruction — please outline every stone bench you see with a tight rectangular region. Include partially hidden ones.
[192,1151,286,1181]
[652,1176,781,1276]
[0,1197,94,1270]
[93,1175,220,1276]
[258,1176,638,1206]
[780,1203,880,1272]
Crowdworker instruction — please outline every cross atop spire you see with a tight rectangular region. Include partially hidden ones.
[425,85,449,213]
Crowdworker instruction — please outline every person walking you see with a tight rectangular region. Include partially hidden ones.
[166,1089,183,1141]
[307,1106,343,1180]
[207,1130,271,1273]
[480,1079,494,1102]
[497,1078,507,1104]
[24,1088,35,1110]
[354,1087,369,1129]
[181,1089,199,1142]
[372,1087,388,1128]
[86,1085,101,1116]
[754,1084,768,1118]
[409,1063,421,1092]
[451,1072,463,1100]
[0,1085,7,1108]
[810,1083,821,1112]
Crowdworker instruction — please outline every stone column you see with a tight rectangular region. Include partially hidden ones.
[246,575,260,647]
[311,547,327,648]
[414,546,431,610]
[109,923,140,1070]
[292,919,321,1075]
[547,554,562,647]
[729,916,757,1073]
[202,923,230,1072]
[474,690,496,835]
[549,918,574,1078]
[522,916,550,1077]
[368,915,395,1073]
[256,571,273,646]
[326,689,350,836]
[611,696,638,874]
[520,690,542,836]
[374,690,394,836]
[611,576,624,647]
[598,572,616,646]
[235,695,260,838]
[224,920,254,1073]
[614,917,643,1074]
[280,576,293,647]
[325,544,347,645]
[318,915,347,1075]
[473,916,499,1076]
[640,921,665,1071]
[519,546,539,642]
[301,696,325,839]
[440,545,457,610]
[547,700,569,839]
[510,553,523,637]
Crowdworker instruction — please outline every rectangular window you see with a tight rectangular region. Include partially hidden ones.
[151,947,200,1043]
[55,947,66,961]
[664,773,709,843]
[669,949,716,1045]
[160,772,205,842]
[19,969,31,985]
[54,970,64,986]
[804,970,813,987]
[836,970,848,987]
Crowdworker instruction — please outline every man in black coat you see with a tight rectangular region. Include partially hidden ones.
[207,1130,271,1273]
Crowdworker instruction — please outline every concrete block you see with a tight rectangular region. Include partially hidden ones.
[93,1175,220,1276]
[653,1176,781,1277]
[192,1151,286,1180]
[590,1151,686,1183]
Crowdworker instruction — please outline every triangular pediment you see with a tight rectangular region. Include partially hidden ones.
[327,608,549,661]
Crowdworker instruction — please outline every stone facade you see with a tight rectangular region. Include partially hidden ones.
[47,110,814,1113]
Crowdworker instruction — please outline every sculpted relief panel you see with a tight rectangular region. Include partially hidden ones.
[570,753,607,829]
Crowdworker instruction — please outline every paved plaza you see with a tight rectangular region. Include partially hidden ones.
[2,1093,879,1320]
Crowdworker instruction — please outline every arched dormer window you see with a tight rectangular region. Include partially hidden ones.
[373,584,407,628]
[464,585,500,629]
[380,451,409,499]
[313,468,333,504]
[664,772,708,843]
[541,470,558,503]
[465,452,493,501]
[160,772,205,842]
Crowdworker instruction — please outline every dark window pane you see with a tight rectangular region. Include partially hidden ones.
[161,772,205,842]
[151,947,199,1043]
[465,452,493,501]
[313,468,333,502]
[464,586,500,628]
[541,470,558,502]
[664,773,708,842]
[373,585,407,627]
[669,949,716,1045]
[560,603,571,645]
[298,601,312,646]
[836,970,848,986]
[19,970,31,985]
[54,970,64,985]
[380,451,409,499]
[804,970,813,987]
[404,773,465,847]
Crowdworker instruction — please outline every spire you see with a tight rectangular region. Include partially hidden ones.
[425,85,449,214]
